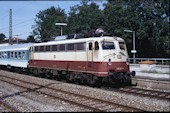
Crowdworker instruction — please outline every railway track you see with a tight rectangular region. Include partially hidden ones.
[117,87,170,101]
[0,99,20,112]
[0,74,144,112]
[132,77,170,90]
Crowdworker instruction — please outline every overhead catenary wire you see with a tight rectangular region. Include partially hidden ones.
[0,1,35,20]
[0,2,80,39]
[0,18,35,31]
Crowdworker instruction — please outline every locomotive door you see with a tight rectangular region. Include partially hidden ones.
[30,47,34,59]
[87,41,93,68]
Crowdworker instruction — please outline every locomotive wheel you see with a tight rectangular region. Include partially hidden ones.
[79,74,86,85]
[55,71,63,81]
[77,75,85,85]
[66,72,74,83]
[56,74,62,81]
[95,77,102,88]
[87,74,94,86]
[123,74,132,85]
[33,68,39,77]
[87,74,101,87]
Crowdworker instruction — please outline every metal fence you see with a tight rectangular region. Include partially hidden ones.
[128,58,170,65]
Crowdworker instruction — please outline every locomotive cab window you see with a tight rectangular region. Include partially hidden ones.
[95,41,99,50]
[119,42,125,50]
[102,41,115,50]
[89,42,93,50]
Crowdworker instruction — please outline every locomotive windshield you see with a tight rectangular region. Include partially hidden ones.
[102,41,115,50]
[119,42,126,50]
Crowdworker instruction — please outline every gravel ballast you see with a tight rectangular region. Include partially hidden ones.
[0,70,169,112]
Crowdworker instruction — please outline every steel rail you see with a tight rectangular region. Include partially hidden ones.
[0,74,144,112]
[0,99,20,112]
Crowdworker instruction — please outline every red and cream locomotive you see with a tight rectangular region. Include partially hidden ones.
[28,33,135,86]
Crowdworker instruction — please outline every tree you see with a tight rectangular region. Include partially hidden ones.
[26,35,36,43]
[32,6,67,42]
[0,33,6,42]
[67,2,104,34]
[31,0,169,58]
[103,0,169,58]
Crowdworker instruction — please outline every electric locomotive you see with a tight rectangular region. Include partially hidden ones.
[28,34,135,86]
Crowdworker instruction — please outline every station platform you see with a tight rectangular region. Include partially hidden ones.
[130,64,169,81]
[130,64,169,90]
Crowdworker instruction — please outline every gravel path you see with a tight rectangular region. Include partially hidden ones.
[0,70,169,112]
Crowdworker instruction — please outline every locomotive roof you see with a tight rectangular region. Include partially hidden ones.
[0,43,33,52]
[33,36,125,46]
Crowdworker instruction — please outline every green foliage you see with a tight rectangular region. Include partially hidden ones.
[26,35,36,43]
[32,6,67,42]
[32,0,169,58]
[0,33,6,42]
[103,0,169,58]
[66,2,104,34]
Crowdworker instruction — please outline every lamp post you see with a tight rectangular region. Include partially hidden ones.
[124,29,136,64]
[55,23,67,36]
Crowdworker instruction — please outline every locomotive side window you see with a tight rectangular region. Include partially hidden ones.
[102,41,115,50]
[77,43,85,51]
[67,44,75,51]
[35,46,39,52]
[52,45,58,51]
[89,42,93,50]
[119,42,125,50]
[59,44,65,51]
[45,45,51,51]
[39,46,44,52]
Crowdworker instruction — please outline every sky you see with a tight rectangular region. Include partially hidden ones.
[0,0,105,39]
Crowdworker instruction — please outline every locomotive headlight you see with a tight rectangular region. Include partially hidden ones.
[108,58,112,66]
[117,55,122,59]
